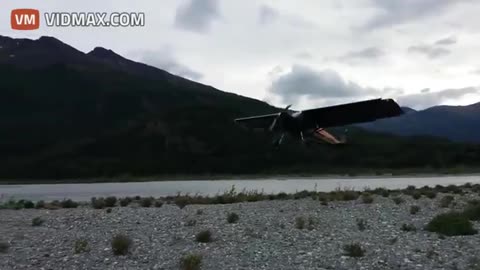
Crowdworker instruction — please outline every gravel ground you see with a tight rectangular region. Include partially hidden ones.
[2,193,480,270]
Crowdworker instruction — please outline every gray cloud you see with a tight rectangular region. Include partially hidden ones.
[174,0,220,33]
[435,36,457,45]
[267,65,384,104]
[138,50,203,80]
[339,47,385,62]
[421,88,431,93]
[258,5,279,25]
[257,5,317,29]
[294,51,314,60]
[397,87,480,108]
[408,45,450,58]
[365,0,465,30]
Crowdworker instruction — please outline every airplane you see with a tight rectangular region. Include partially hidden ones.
[234,98,404,146]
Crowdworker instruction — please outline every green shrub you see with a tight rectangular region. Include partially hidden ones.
[372,187,390,197]
[196,209,204,215]
[119,198,131,207]
[180,254,202,270]
[105,196,117,207]
[426,212,477,236]
[32,217,44,226]
[106,208,112,213]
[0,241,9,253]
[61,199,78,208]
[140,197,153,207]
[154,200,163,208]
[401,223,417,232]
[295,216,306,229]
[357,218,366,231]
[343,243,365,257]
[23,200,34,209]
[195,230,212,243]
[227,212,239,224]
[463,204,480,220]
[361,193,374,204]
[111,234,132,255]
[35,200,45,209]
[439,195,454,208]
[392,197,404,205]
[74,239,90,254]
[424,190,437,199]
[91,197,105,209]
[410,205,420,215]
[411,192,422,200]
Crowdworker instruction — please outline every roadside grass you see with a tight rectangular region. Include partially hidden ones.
[0,241,9,253]
[361,193,374,204]
[227,212,239,224]
[401,223,417,232]
[426,212,477,236]
[32,217,44,226]
[439,195,454,208]
[74,239,90,254]
[410,205,420,215]
[196,230,212,243]
[180,254,202,270]
[111,234,132,255]
[343,243,365,257]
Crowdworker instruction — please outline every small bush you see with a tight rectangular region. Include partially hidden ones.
[445,185,463,194]
[185,219,197,226]
[401,223,417,232]
[140,197,153,207]
[357,218,367,231]
[392,196,404,205]
[119,198,131,207]
[410,205,420,215]
[343,243,365,257]
[61,199,78,208]
[372,187,389,197]
[196,209,204,215]
[32,217,44,226]
[35,200,45,209]
[105,196,117,207]
[295,216,306,229]
[439,195,454,208]
[411,192,422,200]
[0,241,9,253]
[463,204,480,221]
[196,230,212,243]
[320,200,328,206]
[227,212,239,224]
[426,212,477,236]
[339,190,359,201]
[91,197,105,209]
[361,193,374,204]
[154,200,163,208]
[106,208,112,214]
[23,200,35,209]
[111,234,132,255]
[180,254,202,270]
[424,191,437,199]
[74,239,90,254]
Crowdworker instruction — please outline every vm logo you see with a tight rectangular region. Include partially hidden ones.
[11,9,40,30]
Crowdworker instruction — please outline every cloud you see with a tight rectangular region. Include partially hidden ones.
[294,51,313,60]
[435,36,457,46]
[267,65,385,104]
[421,88,430,93]
[408,45,450,58]
[258,5,279,25]
[397,87,480,108]
[137,49,203,80]
[174,0,220,33]
[257,5,317,29]
[338,47,385,62]
[364,0,465,30]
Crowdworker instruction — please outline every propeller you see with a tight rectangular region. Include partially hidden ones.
[269,104,292,132]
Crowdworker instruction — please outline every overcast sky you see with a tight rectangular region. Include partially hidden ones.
[1,0,480,110]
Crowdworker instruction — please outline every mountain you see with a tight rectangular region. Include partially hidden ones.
[0,35,479,180]
[360,103,480,143]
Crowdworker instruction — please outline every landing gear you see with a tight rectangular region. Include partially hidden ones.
[273,133,285,148]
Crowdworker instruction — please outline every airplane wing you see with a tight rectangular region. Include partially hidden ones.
[234,113,279,130]
[301,98,403,129]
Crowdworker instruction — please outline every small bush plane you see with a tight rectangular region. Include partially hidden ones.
[234,98,403,146]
